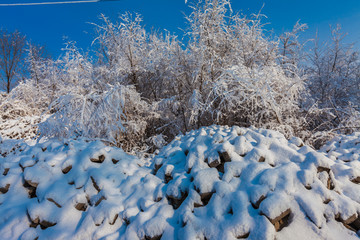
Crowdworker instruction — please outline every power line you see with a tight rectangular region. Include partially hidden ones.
[0,0,100,6]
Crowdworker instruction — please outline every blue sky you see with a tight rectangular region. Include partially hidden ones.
[0,0,360,57]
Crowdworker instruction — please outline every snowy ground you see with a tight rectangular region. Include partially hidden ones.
[0,126,360,240]
[0,115,49,144]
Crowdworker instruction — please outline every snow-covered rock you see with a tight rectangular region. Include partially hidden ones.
[0,126,360,240]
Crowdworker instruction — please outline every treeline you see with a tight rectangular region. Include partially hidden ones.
[1,0,359,151]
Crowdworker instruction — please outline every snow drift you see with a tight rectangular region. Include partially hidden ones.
[0,126,360,239]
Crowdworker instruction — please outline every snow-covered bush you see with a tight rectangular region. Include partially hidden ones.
[200,65,304,137]
[5,81,50,116]
[0,86,45,141]
[39,84,155,151]
[93,13,149,88]
[182,0,306,139]
[304,25,360,138]
[307,25,360,109]
[92,12,194,144]
[302,105,360,149]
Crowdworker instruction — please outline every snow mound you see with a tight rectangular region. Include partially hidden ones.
[1,126,360,240]
[152,126,360,239]
[0,138,165,240]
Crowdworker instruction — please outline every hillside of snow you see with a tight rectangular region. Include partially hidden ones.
[1,126,360,240]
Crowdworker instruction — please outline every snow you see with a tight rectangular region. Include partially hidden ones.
[0,114,50,145]
[1,125,360,239]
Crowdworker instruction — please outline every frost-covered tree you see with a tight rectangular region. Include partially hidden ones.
[26,43,51,85]
[184,0,304,137]
[301,25,360,144]
[307,25,360,109]
[93,13,148,88]
[279,20,308,76]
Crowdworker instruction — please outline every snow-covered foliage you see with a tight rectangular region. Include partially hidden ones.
[304,25,360,137]
[154,0,306,141]
[1,126,360,239]
[278,20,308,75]
[184,0,296,129]
[0,86,48,141]
[307,25,360,109]
[0,83,44,120]
[1,0,359,151]
[201,65,303,137]
[39,84,154,152]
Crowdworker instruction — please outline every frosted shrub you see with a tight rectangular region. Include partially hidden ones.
[201,65,304,137]
[0,80,51,120]
[304,25,360,138]
[39,84,154,151]
[183,0,307,139]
